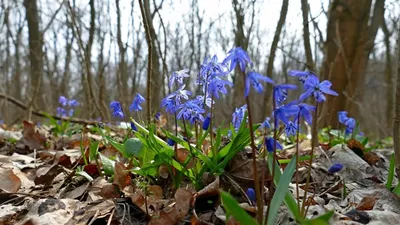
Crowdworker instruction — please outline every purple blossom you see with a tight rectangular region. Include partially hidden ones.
[208,78,233,99]
[110,101,124,119]
[246,188,256,205]
[273,84,297,104]
[68,99,79,107]
[296,103,316,125]
[232,104,247,131]
[130,93,145,112]
[169,69,190,87]
[177,100,205,124]
[244,72,274,97]
[285,120,299,136]
[260,117,271,130]
[59,96,68,107]
[200,55,227,79]
[299,75,338,102]
[202,114,211,130]
[265,137,283,153]
[273,104,299,125]
[328,163,343,173]
[223,47,253,72]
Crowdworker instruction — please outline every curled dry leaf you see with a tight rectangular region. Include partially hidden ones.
[34,164,63,186]
[113,161,131,190]
[356,196,378,211]
[175,188,193,219]
[158,164,169,179]
[0,169,21,192]
[20,120,46,150]
[148,185,164,200]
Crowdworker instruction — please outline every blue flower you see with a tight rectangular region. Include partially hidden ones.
[68,99,79,107]
[130,93,145,112]
[232,104,247,131]
[296,103,316,125]
[246,188,256,205]
[167,138,175,146]
[194,95,213,109]
[299,75,338,102]
[59,96,68,107]
[344,118,356,135]
[110,101,124,118]
[174,85,192,104]
[265,137,283,153]
[223,47,253,72]
[169,69,190,87]
[202,114,211,130]
[208,78,233,99]
[130,122,137,131]
[177,100,205,124]
[274,104,299,125]
[328,163,343,173]
[161,96,178,114]
[288,70,314,83]
[260,117,271,130]
[57,107,67,117]
[68,109,74,117]
[338,111,349,124]
[155,112,161,121]
[273,84,297,104]
[245,72,274,97]
[338,111,356,135]
[200,55,227,79]
[285,120,299,136]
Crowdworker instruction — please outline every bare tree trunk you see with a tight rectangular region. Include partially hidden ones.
[116,0,129,109]
[393,24,400,181]
[301,0,315,71]
[320,0,384,128]
[24,0,44,116]
[264,0,288,115]
[60,15,74,96]
[231,0,249,108]
[382,16,393,133]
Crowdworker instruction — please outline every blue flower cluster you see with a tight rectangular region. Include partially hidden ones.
[338,111,356,135]
[260,69,339,152]
[110,93,146,119]
[57,96,79,117]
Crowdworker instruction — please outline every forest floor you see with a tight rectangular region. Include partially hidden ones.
[0,120,399,225]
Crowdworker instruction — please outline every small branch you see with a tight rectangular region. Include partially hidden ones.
[0,93,99,125]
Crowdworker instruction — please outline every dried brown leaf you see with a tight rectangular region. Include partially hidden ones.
[34,164,62,186]
[0,169,21,192]
[113,162,131,190]
[20,120,46,150]
[356,196,378,210]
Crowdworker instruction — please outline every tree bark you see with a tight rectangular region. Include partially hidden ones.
[393,24,400,181]
[301,0,315,71]
[24,0,44,110]
[320,0,384,128]
[264,0,289,115]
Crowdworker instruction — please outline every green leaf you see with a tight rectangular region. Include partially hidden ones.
[105,136,124,153]
[360,137,369,146]
[76,170,94,182]
[267,156,297,225]
[89,141,100,162]
[278,155,311,164]
[123,138,144,158]
[220,191,258,225]
[387,153,395,190]
[393,183,400,196]
[99,153,116,176]
[268,153,302,222]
